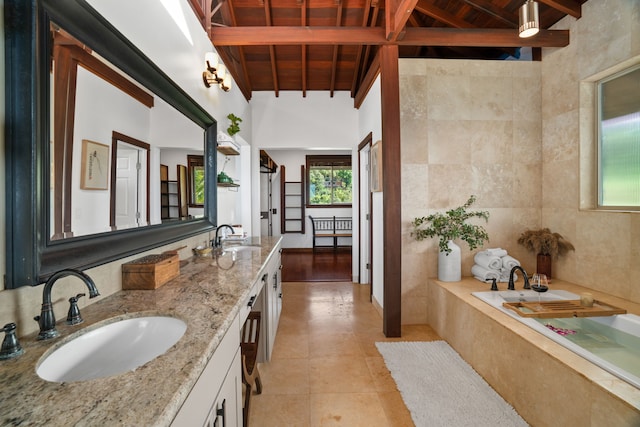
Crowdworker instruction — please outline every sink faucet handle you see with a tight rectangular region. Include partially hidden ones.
[485,278,498,291]
[0,323,24,360]
[66,293,86,325]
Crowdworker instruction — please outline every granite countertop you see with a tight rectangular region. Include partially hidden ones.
[0,236,282,426]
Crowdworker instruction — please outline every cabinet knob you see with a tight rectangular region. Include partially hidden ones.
[247,295,256,307]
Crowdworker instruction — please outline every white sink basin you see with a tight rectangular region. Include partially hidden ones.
[224,245,261,260]
[36,316,186,383]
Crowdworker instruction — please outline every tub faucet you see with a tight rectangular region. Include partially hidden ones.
[213,224,235,248]
[34,269,100,340]
[507,266,530,291]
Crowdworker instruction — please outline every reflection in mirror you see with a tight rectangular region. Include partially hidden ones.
[49,23,206,240]
[111,132,150,233]
[159,149,205,221]
[4,0,217,287]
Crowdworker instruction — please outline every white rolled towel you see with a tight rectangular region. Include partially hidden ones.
[484,248,508,257]
[499,268,517,283]
[471,264,501,281]
[474,251,502,270]
[501,255,521,270]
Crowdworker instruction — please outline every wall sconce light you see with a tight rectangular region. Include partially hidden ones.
[202,52,232,92]
[518,0,539,38]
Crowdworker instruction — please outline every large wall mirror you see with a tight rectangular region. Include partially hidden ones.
[4,0,217,288]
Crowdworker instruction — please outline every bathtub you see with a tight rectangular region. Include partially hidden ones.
[473,289,640,390]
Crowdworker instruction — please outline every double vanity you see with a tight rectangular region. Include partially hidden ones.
[0,236,282,426]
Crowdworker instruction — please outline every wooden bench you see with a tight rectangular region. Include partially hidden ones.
[309,216,352,250]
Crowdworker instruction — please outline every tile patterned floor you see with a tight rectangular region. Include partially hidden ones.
[249,281,441,426]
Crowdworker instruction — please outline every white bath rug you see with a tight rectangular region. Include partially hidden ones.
[376,341,528,427]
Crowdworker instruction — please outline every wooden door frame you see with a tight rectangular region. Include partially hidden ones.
[357,132,373,300]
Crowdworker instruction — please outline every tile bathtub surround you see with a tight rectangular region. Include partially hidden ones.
[428,277,640,426]
[0,237,281,426]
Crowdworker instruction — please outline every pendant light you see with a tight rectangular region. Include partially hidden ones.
[519,0,540,38]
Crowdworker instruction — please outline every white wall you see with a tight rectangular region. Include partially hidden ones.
[88,0,251,143]
[251,91,369,281]
[357,77,383,305]
[89,0,251,231]
[251,91,358,149]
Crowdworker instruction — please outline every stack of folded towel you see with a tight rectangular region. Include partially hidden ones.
[471,248,521,283]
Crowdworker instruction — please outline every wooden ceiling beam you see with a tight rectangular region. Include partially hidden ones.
[401,27,569,47]
[216,46,252,100]
[351,0,380,97]
[415,0,474,28]
[354,44,380,109]
[350,0,373,97]
[386,0,419,41]
[301,0,307,97]
[211,0,253,100]
[462,0,517,27]
[263,0,280,97]
[330,0,344,97]
[539,0,581,19]
[210,26,569,48]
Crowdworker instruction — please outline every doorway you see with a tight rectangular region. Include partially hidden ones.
[110,132,150,230]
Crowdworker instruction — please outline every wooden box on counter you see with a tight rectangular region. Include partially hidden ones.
[122,253,180,290]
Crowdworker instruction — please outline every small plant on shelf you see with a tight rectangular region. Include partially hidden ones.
[411,195,490,254]
[226,113,242,136]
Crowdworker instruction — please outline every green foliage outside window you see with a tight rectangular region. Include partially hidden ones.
[307,157,352,205]
[193,165,205,205]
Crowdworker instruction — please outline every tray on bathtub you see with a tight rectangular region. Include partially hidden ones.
[502,300,627,318]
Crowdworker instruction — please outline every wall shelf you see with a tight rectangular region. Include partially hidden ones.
[280,165,305,234]
[217,182,239,188]
[217,145,239,156]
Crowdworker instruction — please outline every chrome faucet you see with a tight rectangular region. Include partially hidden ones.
[213,224,235,248]
[507,266,530,291]
[34,269,100,340]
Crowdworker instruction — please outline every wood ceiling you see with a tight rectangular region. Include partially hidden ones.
[189,0,587,103]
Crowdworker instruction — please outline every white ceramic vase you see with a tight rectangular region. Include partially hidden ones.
[438,240,461,282]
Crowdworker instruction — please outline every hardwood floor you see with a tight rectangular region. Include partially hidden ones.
[281,249,352,282]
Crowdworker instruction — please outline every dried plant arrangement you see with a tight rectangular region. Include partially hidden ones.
[517,228,575,259]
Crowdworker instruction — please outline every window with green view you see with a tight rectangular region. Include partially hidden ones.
[598,66,640,209]
[306,155,352,206]
[188,155,205,207]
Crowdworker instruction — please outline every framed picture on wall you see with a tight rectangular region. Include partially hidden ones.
[80,139,110,190]
[371,139,382,192]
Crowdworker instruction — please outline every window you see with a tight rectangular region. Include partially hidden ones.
[306,155,352,206]
[597,65,640,209]
[187,155,205,207]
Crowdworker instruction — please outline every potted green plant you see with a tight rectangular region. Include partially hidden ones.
[411,195,490,281]
[226,113,242,136]
[517,228,574,279]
